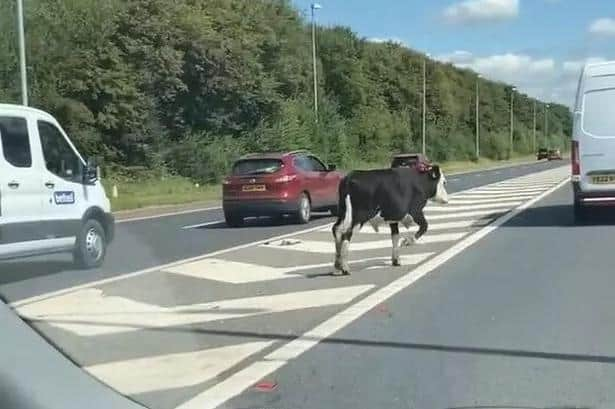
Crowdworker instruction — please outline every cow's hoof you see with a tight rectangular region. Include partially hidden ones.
[392,258,401,267]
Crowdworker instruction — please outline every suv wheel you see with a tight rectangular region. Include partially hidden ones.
[74,219,107,269]
[295,193,311,224]
[225,211,244,227]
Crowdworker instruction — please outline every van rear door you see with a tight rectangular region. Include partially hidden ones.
[578,66,615,191]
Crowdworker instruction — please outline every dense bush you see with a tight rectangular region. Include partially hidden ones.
[0,0,572,183]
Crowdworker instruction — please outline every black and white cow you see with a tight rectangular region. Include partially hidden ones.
[332,165,449,274]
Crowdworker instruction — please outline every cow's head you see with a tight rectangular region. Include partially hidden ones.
[428,165,449,204]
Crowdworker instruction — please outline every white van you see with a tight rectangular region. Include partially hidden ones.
[572,61,615,221]
[0,104,114,268]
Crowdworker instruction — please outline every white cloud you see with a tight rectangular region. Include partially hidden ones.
[589,18,615,36]
[367,37,407,47]
[443,0,518,24]
[436,50,607,107]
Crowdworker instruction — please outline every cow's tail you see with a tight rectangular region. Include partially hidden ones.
[333,176,353,240]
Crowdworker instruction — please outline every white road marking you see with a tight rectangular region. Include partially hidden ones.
[447,196,534,205]
[17,285,373,336]
[452,191,545,199]
[182,219,226,230]
[353,219,485,234]
[427,208,506,221]
[176,175,571,409]
[165,253,434,283]
[263,232,466,253]
[11,221,335,308]
[86,341,274,395]
[426,201,522,212]
[468,186,549,193]
[116,206,222,224]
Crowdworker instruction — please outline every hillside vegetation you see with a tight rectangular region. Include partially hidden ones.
[0,0,572,183]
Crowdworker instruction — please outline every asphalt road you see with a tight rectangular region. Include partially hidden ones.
[0,160,564,303]
[2,159,593,409]
[226,173,615,409]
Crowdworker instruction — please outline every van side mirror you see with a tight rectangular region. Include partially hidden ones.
[328,164,337,171]
[83,157,99,185]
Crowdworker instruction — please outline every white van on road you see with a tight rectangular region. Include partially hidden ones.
[572,61,615,221]
[0,104,114,268]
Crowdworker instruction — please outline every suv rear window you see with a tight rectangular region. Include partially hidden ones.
[232,159,283,176]
[583,88,615,137]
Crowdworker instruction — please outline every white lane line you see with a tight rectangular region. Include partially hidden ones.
[426,201,522,212]
[428,208,506,221]
[354,219,485,234]
[262,232,466,253]
[17,285,374,337]
[447,196,534,205]
[182,219,226,230]
[175,176,571,409]
[452,191,545,199]
[116,206,222,224]
[11,221,335,308]
[468,186,549,193]
[449,178,460,182]
[85,341,274,395]
[165,253,434,283]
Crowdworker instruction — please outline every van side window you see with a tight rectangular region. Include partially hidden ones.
[0,116,32,168]
[38,121,82,182]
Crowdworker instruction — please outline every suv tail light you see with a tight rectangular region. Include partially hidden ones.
[274,174,297,183]
[571,140,580,176]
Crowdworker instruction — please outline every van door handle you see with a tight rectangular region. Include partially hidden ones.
[8,181,19,189]
[45,182,55,189]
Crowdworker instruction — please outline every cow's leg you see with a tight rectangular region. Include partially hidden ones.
[338,224,358,275]
[333,194,353,272]
[390,222,401,266]
[412,210,428,242]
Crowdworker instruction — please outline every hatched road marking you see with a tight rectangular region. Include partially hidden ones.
[8,165,570,409]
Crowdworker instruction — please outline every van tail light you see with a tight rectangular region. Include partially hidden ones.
[222,177,232,185]
[274,174,297,183]
[571,140,580,176]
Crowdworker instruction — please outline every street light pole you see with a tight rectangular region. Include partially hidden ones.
[475,75,481,159]
[310,3,321,124]
[422,54,429,156]
[532,100,537,153]
[544,103,550,142]
[16,0,28,106]
[509,87,516,158]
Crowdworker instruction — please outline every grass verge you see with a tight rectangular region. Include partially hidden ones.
[105,154,554,211]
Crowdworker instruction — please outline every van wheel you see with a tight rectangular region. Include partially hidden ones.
[295,193,311,224]
[73,219,107,269]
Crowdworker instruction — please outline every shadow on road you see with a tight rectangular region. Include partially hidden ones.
[25,316,615,366]
[0,260,75,286]
[504,204,615,227]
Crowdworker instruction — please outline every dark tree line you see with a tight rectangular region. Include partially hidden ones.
[0,0,572,182]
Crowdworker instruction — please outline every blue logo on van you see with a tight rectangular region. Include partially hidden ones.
[54,191,75,205]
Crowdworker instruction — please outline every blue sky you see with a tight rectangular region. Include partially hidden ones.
[292,0,615,106]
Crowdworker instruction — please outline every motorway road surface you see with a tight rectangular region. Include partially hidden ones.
[5,160,615,409]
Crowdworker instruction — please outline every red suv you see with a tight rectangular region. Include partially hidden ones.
[222,150,344,226]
